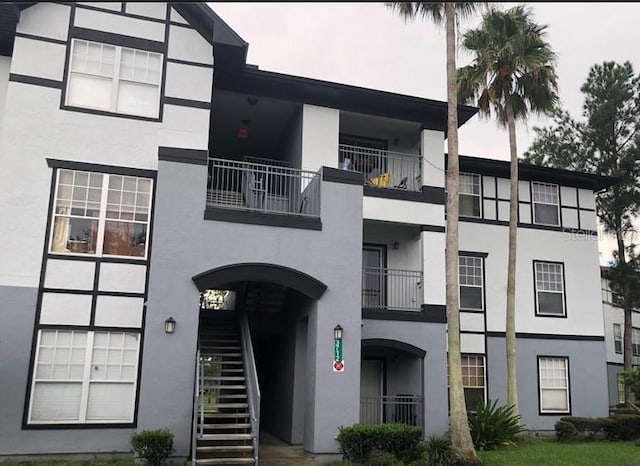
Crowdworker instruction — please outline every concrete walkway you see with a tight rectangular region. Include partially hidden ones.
[258,431,321,465]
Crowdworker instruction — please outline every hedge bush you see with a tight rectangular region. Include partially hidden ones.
[555,415,640,441]
[131,428,175,466]
[336,423,423,464]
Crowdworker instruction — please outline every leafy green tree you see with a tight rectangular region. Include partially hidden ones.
[387,3,486,464]
[523,61,640,403]
[458,5,558,417]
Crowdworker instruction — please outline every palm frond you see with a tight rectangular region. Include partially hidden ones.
[386,2,488,25]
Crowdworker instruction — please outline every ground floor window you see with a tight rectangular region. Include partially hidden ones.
[28,329,140,424]
[461,354,486,411]
[617,372,626,406]
[538,356,570,414]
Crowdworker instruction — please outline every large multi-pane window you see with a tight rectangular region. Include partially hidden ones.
[614,323,623,354]
[50,169,152,258]
[462,355,486,411]
[459,255,483,310]
[29,330,140,424]
[534,261,565,316]
[538,356,570,413]
[459,173,481,218]
[66,39,163,118]
[532,182,560,226]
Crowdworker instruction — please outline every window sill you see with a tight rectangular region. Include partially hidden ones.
[23,422,136,430]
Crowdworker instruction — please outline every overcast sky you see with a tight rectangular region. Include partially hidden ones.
[209,2,640,262]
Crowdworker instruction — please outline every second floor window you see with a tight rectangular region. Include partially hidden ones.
[614,323,623,354]
[50,169,152,259]
[67,39,162,118]
[460,173,481,218]
[532,182,560,226]
[459,255,483,310]
[534,261,565,316]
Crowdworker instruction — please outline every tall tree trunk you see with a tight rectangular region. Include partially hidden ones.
[445,4,479,465]
[618,231,633,406]
[505,92,520,417]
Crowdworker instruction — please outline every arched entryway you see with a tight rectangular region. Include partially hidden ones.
[191,263,327,461]
[360,339,425,428]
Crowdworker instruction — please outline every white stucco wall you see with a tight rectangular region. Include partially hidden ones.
[300,104,339,172]
[0,56,10,129]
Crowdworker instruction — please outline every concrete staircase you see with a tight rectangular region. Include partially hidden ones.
[194,319,255,465]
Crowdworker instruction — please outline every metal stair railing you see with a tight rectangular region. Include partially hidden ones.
[192,349,201,464]
[239,310,260,465]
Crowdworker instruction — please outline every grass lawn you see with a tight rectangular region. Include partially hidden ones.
[479,440,640,466]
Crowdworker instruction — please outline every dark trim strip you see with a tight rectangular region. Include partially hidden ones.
[607,362,625,367]
[76,2,167,25]
[460,330,486,335]
[23,422,135,430]
[60,104,162,122]
[70,27,165,54]
[420,225,446,233]
[204,207,322,231]
[486,331,604,342]
[41,288,145,299]
[362,338,426,358]
[322,167,364,186]
[9,74,63,90]
[363,185,445,204]
[37,324,143,333]
[158,146,208,165]
[169,20,196,29]
[46,254,149,266]
[163,96,211,109]
[192,262,327,300]
[14,32,68,46]
[458,216,598,236]
[459,250,489,258]
[46,158,157,179]
[363,304,446,323]
[166,57,214,69]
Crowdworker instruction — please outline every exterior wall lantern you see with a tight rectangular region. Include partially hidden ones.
[334,324,343,340]
[165,316,176,334]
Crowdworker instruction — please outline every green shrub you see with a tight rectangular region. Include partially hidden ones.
[467,399,524,450]
[336,423,423,464]
[558,416,607,440]
[130,428,175,466]
[424,435,451,466]
[555,420,578,441]
[602,414,640,440]
[364,449,405,466]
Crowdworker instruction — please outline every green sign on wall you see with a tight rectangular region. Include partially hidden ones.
[333,338,344,372]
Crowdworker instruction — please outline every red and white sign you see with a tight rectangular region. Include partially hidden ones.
[333,360,344,372]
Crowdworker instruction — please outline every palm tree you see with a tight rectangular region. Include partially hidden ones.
[458,5,558,417]
[387,3,485,464]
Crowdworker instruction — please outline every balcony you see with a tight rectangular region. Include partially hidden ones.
[206,157,321,218]
[360,395,424,426]
[362,267,422,311]
[339,144,421,192]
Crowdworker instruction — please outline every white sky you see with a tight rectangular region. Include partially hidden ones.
[209,2,640,262]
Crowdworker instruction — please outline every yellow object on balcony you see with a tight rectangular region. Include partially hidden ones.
[369,172,391,188]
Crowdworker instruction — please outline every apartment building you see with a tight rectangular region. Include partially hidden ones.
[0,2,616,463]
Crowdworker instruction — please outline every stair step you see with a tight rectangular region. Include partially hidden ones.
[214,394,247,399]
[203,353,242,357]
[203,412,250,419]
[201,347,242,351]
[204,403,248,409]
[205,376,245,381]
[194,458,254,465]
[198,433,253,441]
[197,445,253,452]
[202,385,246,390]
[200,423,251,429]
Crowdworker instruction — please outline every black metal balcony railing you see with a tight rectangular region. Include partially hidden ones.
[362,267,422,311]
[339,144,422,191]
[207,158,321,217]
[360,395,424,426]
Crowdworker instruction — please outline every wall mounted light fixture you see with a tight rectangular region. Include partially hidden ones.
[334,324,343,340]
[165,317,176,334]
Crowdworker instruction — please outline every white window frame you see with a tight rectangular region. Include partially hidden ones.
[459,173,482,218]
[538,356,570,414]
[617,372,626,405]
[66,39,163,119]
[28,329,141,425]
[49,169,153,260]
[534,261,566,317]
[532,181,560,226]
[633,328,640,365]
[459,255,484,311]
[614,323,623,354]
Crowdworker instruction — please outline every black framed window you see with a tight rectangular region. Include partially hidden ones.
[460,173,481,218]
[538,356,570,414]
[459,255,483,311]
[534,261,565,316]
[614,323,623,354]
[532,182,560,226]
